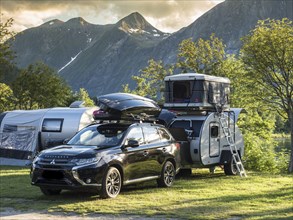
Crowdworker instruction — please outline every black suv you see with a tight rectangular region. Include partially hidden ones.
[31,121,180,198]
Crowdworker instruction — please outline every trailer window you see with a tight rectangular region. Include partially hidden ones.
[42,119,63,132]
[210,125,219,138]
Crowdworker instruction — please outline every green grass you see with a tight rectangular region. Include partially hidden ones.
[0,166,292,219]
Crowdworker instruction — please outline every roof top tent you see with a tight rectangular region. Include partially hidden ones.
[164,73,230,111]
[0,107,98,166]
[163,73,246,176]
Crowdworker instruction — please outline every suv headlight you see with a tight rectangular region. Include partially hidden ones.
[32,155,40,164]
[71,157,99,166]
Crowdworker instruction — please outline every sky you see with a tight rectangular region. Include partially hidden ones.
[0,0,224,33]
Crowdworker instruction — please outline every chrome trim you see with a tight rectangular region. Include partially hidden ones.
[124,176,159,185]
[71,162,101,187]
[71,169,101,187]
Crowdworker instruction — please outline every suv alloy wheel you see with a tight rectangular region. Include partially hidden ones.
[157,161,175,187]
[100,167,122,199]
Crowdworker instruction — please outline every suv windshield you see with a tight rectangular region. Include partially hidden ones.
[67,125,129,146]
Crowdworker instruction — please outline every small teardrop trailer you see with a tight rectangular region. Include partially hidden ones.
[163,73,246,176]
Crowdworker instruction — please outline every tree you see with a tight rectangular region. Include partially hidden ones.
[0,83,14,112]
[122,59,173,103]
[125,34,287,173]
[12,62,72,109]
[72,88,95,107]
[0,17,15,81]
[241,18,293,172]
[177,34,225,76]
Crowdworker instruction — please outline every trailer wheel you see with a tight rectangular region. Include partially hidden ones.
[157,161,175,187]
[40,187,61,195]
[224,159,237,175]
[100,167,121,199]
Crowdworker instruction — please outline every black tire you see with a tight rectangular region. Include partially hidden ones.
[40,187,61,195]
[157,161,175,187]
[224,159,237,175]
[100,167,121,199]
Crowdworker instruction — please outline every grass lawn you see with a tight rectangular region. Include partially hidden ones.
[0,166,292,219]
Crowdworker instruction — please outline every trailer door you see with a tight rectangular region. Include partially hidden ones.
[209,122,220,157]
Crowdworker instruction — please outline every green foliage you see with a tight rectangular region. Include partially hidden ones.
[12,62,72,109]
[124,28,291,173]
[241,18,293,119]
[122,59,173,102]
[241,18,293,172]
[237,110,287,173]
[72,88,95,107]
[0,83,15,112]
[177,34,225,75]
[0,17,15,81]
[274,115,290,134]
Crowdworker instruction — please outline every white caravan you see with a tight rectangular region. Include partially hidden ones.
[0,107,98,166]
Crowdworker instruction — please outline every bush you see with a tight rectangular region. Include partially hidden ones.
[243,132,289,173]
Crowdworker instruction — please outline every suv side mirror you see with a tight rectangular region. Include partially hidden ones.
[126,139,139,148]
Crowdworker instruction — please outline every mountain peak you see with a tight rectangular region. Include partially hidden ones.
[42,19,64,27]
[117,12,149,31]
[117,12,165,36]
[66,17,90,26]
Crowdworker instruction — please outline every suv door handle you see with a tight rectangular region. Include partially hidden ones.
[143,151,149,157]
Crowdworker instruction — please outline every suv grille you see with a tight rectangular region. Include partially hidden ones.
[39,155,73,166]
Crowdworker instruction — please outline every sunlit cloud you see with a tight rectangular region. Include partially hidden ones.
[1,0,224,33]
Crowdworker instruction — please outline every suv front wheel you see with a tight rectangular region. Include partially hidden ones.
[157,161,175,187]
[100,167,122,199]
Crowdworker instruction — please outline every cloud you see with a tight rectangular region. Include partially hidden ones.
[1,0,223,33]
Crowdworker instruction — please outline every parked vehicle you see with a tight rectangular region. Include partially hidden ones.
[0,106,98,166]
[31,93,180,198]
[163,73,246,177]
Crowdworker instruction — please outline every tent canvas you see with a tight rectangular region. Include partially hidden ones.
[0,109,49,166]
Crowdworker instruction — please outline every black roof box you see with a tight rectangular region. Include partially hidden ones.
[94,93,161,121]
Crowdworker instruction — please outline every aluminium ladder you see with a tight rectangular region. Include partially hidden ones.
[218,112,247,177]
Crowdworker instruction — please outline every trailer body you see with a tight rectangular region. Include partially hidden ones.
[163,73,245,173]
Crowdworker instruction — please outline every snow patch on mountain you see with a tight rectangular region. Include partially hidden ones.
[58,51,82,73]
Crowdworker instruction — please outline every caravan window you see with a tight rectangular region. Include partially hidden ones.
[42,119,63,132]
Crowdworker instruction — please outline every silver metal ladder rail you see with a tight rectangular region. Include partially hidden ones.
[219,112,247,177]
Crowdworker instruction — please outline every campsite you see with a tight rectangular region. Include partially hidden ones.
[1,0,293,219]
[0,166,292,219]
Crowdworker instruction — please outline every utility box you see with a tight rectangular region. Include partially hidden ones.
[164,73,230,111]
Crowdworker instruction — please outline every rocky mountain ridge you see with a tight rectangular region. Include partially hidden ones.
[10,0,293,96]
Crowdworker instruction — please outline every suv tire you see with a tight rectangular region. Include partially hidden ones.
[100,167,121,199]
[157,161,175,187]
